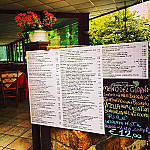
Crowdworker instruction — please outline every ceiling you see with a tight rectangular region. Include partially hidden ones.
[0,0,143,45]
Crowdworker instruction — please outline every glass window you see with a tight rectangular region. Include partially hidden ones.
[60,25,70,45]
[49,18,79,46]
[70,22,78,45]
[11,41,24,62]
[0,46,7,61]
[13,44,17,62]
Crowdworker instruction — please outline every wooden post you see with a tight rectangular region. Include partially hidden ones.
[78,13,89,45]
[26,42,51,150]
[41,126,51,150]
[32,124,41,150]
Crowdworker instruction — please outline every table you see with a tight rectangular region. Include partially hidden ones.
[17,72,29,99]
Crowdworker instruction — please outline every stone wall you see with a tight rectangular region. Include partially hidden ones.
[50,127,148,150]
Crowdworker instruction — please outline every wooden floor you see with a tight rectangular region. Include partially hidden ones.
[0,99,33,150]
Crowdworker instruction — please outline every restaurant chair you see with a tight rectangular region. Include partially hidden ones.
[0,70,19,108]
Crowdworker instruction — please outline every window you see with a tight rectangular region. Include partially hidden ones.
[59,22,78,46]
[0,46,7,61]
[49,19,78,46]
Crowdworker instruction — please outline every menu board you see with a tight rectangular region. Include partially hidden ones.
[26,46,105,134]
[26,41,149,139]
[102,42,149,140]
[104,79,149,140]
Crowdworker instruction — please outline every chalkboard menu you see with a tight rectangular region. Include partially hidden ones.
[27,41,149,140]
[104,79,149,140]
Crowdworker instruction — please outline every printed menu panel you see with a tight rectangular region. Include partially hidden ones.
[27,50,62,126]
[102,42,148,79]
[26,46,105,134]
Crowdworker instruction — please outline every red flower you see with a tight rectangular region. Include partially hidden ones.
[43,10,48,13]
[17,22,21,26]
[30,21,34,24]
[44,23,51,26]
[17,32,21,36]
[54,17,57,21]
[18,13,23,16]
[14,16,21,20]
[27,11,34,15]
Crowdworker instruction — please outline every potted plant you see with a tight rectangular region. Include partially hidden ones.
[14,10,57,42]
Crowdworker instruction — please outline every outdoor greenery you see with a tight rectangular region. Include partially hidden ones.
[0,46,7,61]
[44,22,78,46]
[60,22,78,45]
[89,7,150,45]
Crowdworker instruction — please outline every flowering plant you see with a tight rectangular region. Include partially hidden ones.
[14,10,57,37]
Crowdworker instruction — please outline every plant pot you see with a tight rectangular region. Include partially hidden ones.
[28,30,49,42]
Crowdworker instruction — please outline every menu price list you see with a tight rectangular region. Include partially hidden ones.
[26,50,62,126]
[59,47,104,132]
[27,46,105,134]
[102,42,148,79]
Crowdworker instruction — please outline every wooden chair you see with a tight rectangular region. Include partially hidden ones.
[0,70,19,108]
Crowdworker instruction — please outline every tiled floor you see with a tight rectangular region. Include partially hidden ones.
[0,99,33,150]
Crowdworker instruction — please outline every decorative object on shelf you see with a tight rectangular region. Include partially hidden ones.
[28,30,49,42]
[14,10,57,42]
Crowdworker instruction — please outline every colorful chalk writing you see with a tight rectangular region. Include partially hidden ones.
[108,129,142,139]
[104,79,149,140]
